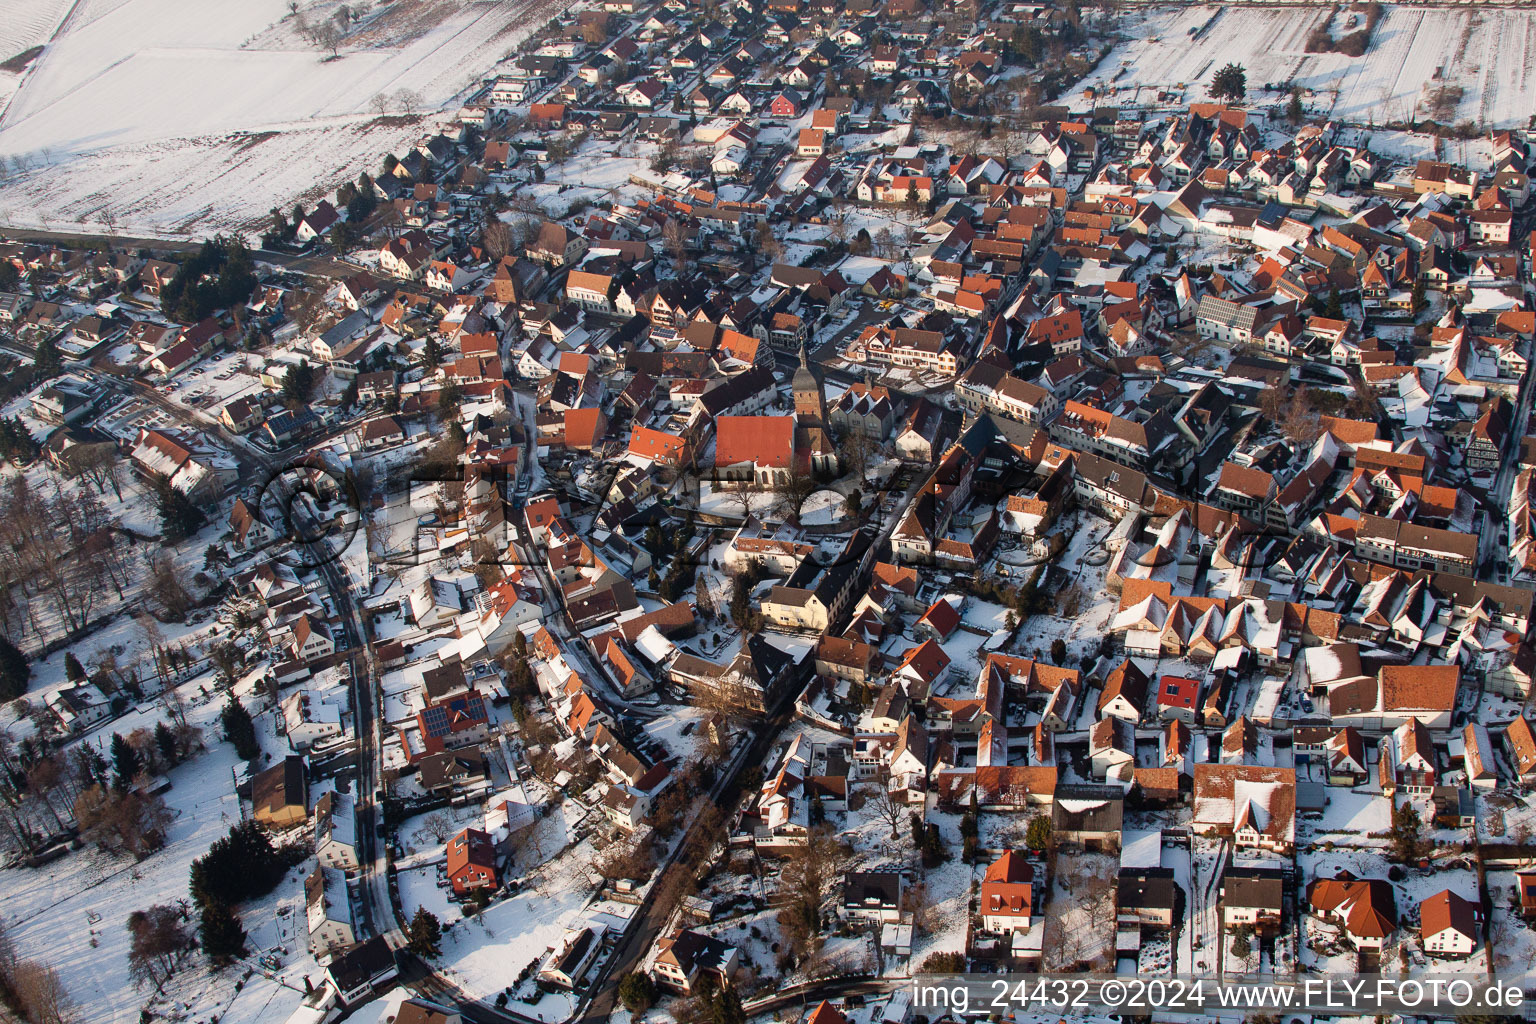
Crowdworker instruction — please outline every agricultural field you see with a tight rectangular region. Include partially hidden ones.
[1067,4,1536,130]
[0,0,558,237]
[0,0,76,116]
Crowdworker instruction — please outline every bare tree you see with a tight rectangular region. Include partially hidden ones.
[12,959,75,1024]
[1280,387,1321,444]
[208,641,242,690]
[419,812,454,843]
[148,554,191,621]
[592,839,654,881]
[126,904,195,991]
[73,785,171,860]
[866,775,906,840]
[773,458,819,520]
[693,669,763,719]
[312,21,342,58]
[662,218,688,264]
[370,92,390,116]
[754,220,783,262]
[482,219,514,262]
[841,426,877,482]
[776,826,846,966]
[286,287,328,333]
[394,88,423,115]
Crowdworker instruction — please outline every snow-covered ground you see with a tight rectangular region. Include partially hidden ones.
[0,0,74,116]
[1068,4,1536,128]
[0,668,328,1024]
[0,0,552,236]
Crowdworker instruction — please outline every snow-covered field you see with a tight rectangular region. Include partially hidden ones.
[1069,5,1536,129]
[0,0,75,116]
[0,0,556,237]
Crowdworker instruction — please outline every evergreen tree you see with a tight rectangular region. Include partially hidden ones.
[436,380,461,420]
[150,473,206,542]
[407,907,442,958]
[75,743,110,788]
[190,820,286,909]
[1025,813,1052,852]
[111,732,141,792]
[216,241,257,309]
[0,417,39,463]
[282,360,316,405]
[157,235,259,322]
[32,335,62,380]
[618,972,656,1013]
[1230,927,1252,958]
[0,635,30,702]
[1389,803,1427,863]
[346,189,377,224]
[421,335,444,369]
[220,699,260,761]
[64,652,86,682]
[199,901,247,966]
[1287,89,1305,124]
[1325,288,1344,319]
[1210,63,1247,103]
[154,721,179,767]
[711,984,746,1024]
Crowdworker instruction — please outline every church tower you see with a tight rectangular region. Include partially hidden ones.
[792,343,826,426]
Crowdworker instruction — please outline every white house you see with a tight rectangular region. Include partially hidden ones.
[282,690,344,752]
[314,790,360,871]
[293,614,336,662]
[1420,889,1480,958]
[305,866,355,960]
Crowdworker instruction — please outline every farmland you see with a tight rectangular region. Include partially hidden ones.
[0,0,555,238]
[1066,4,1536,130]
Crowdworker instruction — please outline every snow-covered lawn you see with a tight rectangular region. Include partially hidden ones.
[1302,788,1392,839]
[0,670,327,1024]
[398,796,620,1016]
[1487,870,1536,978]
[1041,850,1116,970]
[799,488,849,527]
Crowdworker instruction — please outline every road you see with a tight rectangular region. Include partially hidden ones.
[58,348,398,945]
[1482,350,1535,581]
[0,227,361,279]
[742,977,903,1016]
[390,684,798,1024]
[574,690,800,1024]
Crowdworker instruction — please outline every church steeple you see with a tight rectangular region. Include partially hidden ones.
[792,342,826,426]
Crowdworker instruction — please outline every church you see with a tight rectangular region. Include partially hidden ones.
[791,344,837,476]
